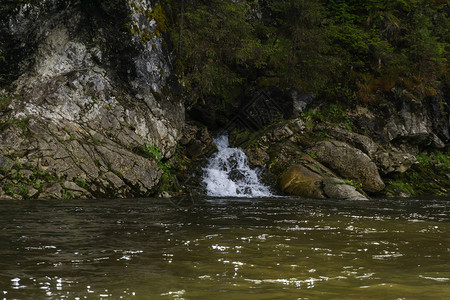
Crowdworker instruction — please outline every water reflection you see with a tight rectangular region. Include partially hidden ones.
[0,197,449,299]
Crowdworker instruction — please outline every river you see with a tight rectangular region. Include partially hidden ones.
[0,197,449,299]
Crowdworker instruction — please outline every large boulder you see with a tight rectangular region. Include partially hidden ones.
[278,164,326,199]
[278,156,368,200]
[0,1,183,199]
[322,125,417,175]
[320,126,379,157]
[308,140,385,193]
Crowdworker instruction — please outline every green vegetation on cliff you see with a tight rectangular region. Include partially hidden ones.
[386,151,450,196]
[162,0,448,105]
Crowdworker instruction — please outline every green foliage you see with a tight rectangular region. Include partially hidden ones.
[162,0,448,105]
[168,0,270,104]
[307,152,317,159]
[141,144,163,161]
[387,180,416,196]
[301,104,354,130]
[0,94,11,112]
[416,151,450,168]
[140,144,178,192]
[148,3,168,35]
[386,151,450,196]
[74,177,87,188]
[0,161,57,199]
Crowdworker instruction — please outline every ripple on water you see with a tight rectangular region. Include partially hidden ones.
[0,197,449,299]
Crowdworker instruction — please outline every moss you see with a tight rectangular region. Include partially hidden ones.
[137,143,178,193]
[148,3,167,33]
[385,151,450,196]
[301,104,355,132]
[62,190,74,200]
[0,117,31,136]
[74,177,87,188]
[126,3,169,44]
[1,162,58,199]
[386,180,415,196]
[0,95,12,112]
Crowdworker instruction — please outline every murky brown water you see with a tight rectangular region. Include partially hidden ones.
[0,197,449,299]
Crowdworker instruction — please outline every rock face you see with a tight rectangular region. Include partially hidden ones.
[384,98,446,150]
[352,97,449,152]
[0,1,183,199]
[179,121,216,159]
[322,126,417,175]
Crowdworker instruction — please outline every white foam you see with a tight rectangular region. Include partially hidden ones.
[203,135,272,197]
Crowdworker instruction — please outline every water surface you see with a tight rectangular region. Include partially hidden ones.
[0,197,449,299]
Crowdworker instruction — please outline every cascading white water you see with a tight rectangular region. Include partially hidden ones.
[203,135,272,197]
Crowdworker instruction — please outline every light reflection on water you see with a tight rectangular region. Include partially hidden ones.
[0,197,449,299]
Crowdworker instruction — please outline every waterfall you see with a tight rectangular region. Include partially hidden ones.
[203,135,272,197]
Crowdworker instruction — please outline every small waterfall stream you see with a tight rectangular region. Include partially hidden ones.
[203,135,272,197]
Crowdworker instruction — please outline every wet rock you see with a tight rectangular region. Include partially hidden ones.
[102,172,128,193]
[28,188,39,198]
[278,165,326,199]
[277,155,368,200]
[308,140,385,193]
[158,191,171,198]
[63,181,88,193]
[96,145,161,194]
[41,183,63,199]
[323,178,368,201]
[0,190,15,200]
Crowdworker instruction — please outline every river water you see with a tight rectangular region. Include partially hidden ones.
[0,197,449,299]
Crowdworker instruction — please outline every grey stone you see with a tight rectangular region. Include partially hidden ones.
[323,178,368,200]
[245,147,270,168]
[322,126,379,158]
[63,181,87,193]
[27,188,40,198]
[374,151,417,174]
[180,122,215,159]
[308,140,385,193]
[42,183,63,199]
[383,99,447,148]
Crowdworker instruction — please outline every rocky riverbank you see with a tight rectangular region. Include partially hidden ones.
[0,1,448,200]
[225,96,449,199]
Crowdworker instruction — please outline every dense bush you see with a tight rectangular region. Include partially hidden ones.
[162,0,448,106]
